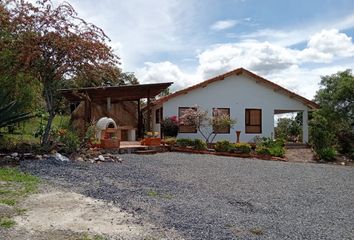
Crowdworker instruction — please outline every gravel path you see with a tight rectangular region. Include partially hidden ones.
[21,153,354,239]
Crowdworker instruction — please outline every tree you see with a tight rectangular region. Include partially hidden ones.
[275,117,301,142]
[70,65,139,88]
[310,70,354,160]
[179,106,236,144]
[1,0,119,148]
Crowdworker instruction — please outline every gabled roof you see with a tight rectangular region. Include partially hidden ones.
[153,68,319,109]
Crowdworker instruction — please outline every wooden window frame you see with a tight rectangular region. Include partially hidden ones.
[212,107,231,134]
[155,107,163,124]
[178,107,197,133]
[245,108,262,134]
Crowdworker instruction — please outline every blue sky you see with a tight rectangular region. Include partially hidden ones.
[53,0,354,99]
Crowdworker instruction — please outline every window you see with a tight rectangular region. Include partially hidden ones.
[155,107,163,124]
[178,107,197,133]
[245,109,262,133]
[212,108,231,133]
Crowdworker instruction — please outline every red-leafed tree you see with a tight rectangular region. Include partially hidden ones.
[1,0,119,148]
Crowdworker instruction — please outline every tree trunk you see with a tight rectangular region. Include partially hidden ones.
[41,112,54,150]
[41,79,56,150]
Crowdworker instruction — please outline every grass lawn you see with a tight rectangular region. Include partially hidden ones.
[0,167,40,228]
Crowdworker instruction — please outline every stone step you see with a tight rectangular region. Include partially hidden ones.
[135,150,158,155]
[285,143,310,149]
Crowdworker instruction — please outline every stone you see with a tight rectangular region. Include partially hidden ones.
[341,162,345,166]
[35,155,43,160]
[11,152,19,157]
[98,155,105,161]
[53,153,70,162]
[77,157,84,161]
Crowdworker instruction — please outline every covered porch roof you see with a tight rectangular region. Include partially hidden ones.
[60,82,173,102]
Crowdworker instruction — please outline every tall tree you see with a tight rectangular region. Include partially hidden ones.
[1,0,119,148]
[311,69,354,159]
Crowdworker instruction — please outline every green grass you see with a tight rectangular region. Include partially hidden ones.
[0,115,70,152]
[0,199,16,206]
[0,168,40,207]
[147,189,173,200]
[147,190,159,197]
[0,217,16,228]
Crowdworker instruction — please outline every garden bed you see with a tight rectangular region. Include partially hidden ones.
[171,146,287,161]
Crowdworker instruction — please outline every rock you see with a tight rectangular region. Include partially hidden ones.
[77,157,84,161]
[35,155,43,160]
[341,162,345,166]
[11,152,19,157]
[98,155,105,161]
[53,153,70,162]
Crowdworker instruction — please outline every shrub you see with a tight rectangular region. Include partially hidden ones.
[176,138,194,147]
[214,140,233,152]
[269,145,285,157]
[57,129,80,154]
[337,130,354,156]
[193,139,207,150]
[234,143,251,154]
[256,146,271,155]
[317,147,336,161]
[161,116,179,137]
[309,113,335,151]
[164,137,177,146]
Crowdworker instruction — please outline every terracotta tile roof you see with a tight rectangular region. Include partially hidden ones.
[152,68,319,109]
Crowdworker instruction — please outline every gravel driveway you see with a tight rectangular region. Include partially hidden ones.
[21,153,354,239]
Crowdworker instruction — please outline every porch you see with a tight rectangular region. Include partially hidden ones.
[61,82,172,141]
[274,109,309,143]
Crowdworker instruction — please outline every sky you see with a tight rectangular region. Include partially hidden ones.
[52,0,354,100]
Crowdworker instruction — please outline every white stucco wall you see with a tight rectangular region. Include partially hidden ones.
[152,74,309,142]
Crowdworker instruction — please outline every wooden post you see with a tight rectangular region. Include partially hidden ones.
[147,89,151,132]
[137,99,142,139]
[107,97,111,112]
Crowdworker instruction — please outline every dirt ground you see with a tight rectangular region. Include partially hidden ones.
[1,184,180,240]
[285,148,316,163]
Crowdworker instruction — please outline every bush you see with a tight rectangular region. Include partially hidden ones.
[164,137,177,146]
[337,130,354,156]
[256,146,271,155]
[234,143,251,154]
[214,140,233,152]
[317,147,336,161]
[193,139,207,150]
[176,138,194,147]
[57,130,80,154]
[309,113,335,151]
[254,137,285,157]
[161,116,179,137]
[269,145,285,157]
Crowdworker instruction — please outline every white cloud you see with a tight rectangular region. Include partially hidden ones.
[240,13,354,47]
[210,20,238,31]
[135,61,200,91]
[137,28,354,100]
[197,29,354,78]
[196,41,298,78]
[307,29,354,57]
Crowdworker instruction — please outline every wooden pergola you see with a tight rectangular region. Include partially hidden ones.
[61,82,172,138]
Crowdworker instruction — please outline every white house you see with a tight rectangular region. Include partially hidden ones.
[149,68,319,143]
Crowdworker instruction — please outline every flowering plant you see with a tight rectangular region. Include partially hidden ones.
[161,116,179,137]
